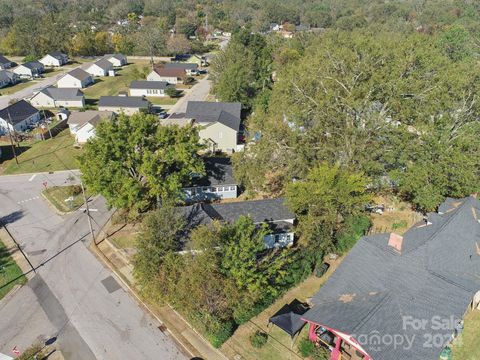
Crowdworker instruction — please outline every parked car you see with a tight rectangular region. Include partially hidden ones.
[158,112,168,119]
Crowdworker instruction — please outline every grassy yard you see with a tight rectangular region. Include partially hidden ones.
[452,310,480,360]
[42,185,85,213]
[0,238,26,300]
[147,96,179,106]
[83,61,150,101]
[0,79,35,96]
[221,256,345,360]
[0,129,82,175]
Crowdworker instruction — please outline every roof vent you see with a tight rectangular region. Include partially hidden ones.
[388,233,403,253]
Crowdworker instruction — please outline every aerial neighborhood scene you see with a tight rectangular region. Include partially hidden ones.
[0,1,479,360]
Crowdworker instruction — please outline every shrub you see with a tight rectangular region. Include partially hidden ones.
[336,215,371,253]
[250,330,268,348]
[165,86,182,98]
[392,219,408,230]
[183,76,195,85]
[205,319,235,348]
[298,337,316,357]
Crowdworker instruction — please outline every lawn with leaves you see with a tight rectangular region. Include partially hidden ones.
[42,185,85,213]
[0,239,26,300]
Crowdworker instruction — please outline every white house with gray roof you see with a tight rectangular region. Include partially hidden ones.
[98,96,150,115]
[57,68,93,88]
[164,62,199,75]
[104,54,127,67]
[129,80,170,97]
[67,110,114,144]
[13,61,44,79]
[40,51,68,67]
[0,100,40,134]
[302,196,480,360]
[180,198,295,249]
[0,70,19,89]
[30,87,85,108]
[183,157,238,202]
[185,101,242,153]
[86,59,114,77]
[0,55,13,70]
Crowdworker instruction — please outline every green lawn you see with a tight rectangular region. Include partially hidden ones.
[0,129,82,175]
[147,96,179,106]
[0,238,26,300]
[42,185,86,213]
[0,79,35,96]
[452,310,480,360]
[83,61,150,100]
[42,68,64,78]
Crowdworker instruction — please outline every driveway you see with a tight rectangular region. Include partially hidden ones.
[0,171,187,359]
[0,62,94,109]
[168,76,212,115]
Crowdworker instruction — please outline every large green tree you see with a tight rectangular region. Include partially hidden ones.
[79,113,204,211]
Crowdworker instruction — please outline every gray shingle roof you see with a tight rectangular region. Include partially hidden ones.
[0,70,16,82]
[0,100,39,125]
[98,96,150,108]
[92,58,113,71]
[0,55,12,65]
[302,196,480,360]
[49,51,67,59]
[129,81,169,90]
[21,61,43,70]
[40,87,83,101]
[66,68,91,81]
[164,62,198,70]
[186,101,241,131]
[67,110,113,127]
[190,157,236,187]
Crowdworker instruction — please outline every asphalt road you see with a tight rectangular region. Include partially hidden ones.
[168,76,212,115]
[0,171,187,359]
[0,62,94,109]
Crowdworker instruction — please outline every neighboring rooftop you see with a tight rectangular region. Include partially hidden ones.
[0,70,16,82]
[190,157,236,187]
[20,61,43,70]
[40,87,84,100]
[48,51,67,59]
[67,110,113,127]
[164,62,198,70]
[152,66,186,78]
[302,196,480,360]
[130,80,170,90]
[0,100,39,125]
[98,96,150,108]
[186,101,241,131]
[0,55,12,65]
[92,58,113,70]
[65,68,91,81]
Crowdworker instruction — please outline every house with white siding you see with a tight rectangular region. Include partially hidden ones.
[104,54,127,67]
[57,68,93,89]
[147,66,185,84]
[40,51,68,67]
[67,110,114,144]
[164,62,198,76]
[0,70,19,88]
[13,61,45,79]
[129,81,170,97]
[183,157,238,202]
[0,100,41,134]
[98,96,150,115]
[30,87,85,108]
[86,59,113,77]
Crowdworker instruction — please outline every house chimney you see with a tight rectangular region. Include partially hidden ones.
[388,233,403,254]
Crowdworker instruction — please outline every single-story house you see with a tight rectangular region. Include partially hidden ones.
[186,101,242,153]
[39,51,68,67]
[164,62,198,76]
[67,110,114,144]
[30,87,85,108]
[0,100,41,134]
[86,59,113,77]
[13,61,45,79]
[183,157,238,202]
[104,54,127,67]
[57,68,93,89]
[147,66,185,84]
[98,96,150,115]
[129,80,170,97]
[301,196,480,360]
[0,55,13,70]
[0,70,19,88]
[180,198,295,249]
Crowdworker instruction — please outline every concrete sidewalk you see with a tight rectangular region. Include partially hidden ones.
[94,236,228,360]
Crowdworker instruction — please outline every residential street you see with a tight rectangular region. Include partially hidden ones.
[0,62,95,109]
[0,171,187,359]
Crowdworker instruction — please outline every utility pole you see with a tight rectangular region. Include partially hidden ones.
[6,109,18,164]
[42,109,52,139]
[80,180,95,246]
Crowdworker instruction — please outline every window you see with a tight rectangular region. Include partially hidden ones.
[274,234,280,243]
[218,131,223,139]
[203,187,208,192]
[230,186,236,191]
[211,187,217,192]
[217,187,223,192]
[286,234,292,242]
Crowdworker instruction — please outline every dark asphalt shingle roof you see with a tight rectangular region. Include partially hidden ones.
[302,196,480,360]
[0,55,11,65]
[189,157,236,187]
[164,62,198,70]
[21,61,43,70]
[92,59,113,71]
[186,101,241,131]
[66,68,91,81]
[129,80,169,90]
[48,51,67,59]
[98,96,150,108]
[0,70,16,82]
[0,100,39,125]
[40,87,84,101]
